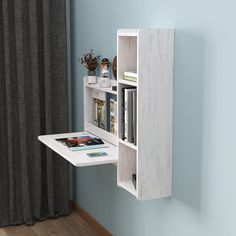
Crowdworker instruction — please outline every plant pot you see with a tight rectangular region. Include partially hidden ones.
[88,70,96,76]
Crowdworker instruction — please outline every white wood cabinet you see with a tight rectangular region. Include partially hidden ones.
[117,29,174,200]
[38,28,174,201]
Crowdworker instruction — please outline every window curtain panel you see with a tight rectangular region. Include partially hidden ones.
[0,0,69,226]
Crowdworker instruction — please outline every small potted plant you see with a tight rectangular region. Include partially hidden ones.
[80,49,100,84]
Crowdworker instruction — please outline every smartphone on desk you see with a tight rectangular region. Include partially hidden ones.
[86,152,108,158]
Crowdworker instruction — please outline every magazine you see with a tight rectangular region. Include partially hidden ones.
[56,135,108,151]
[92,90,106,130]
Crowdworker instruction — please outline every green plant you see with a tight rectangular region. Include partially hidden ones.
[80,49,100,71]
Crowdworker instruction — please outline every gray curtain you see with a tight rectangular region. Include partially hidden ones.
[0,0,69,226]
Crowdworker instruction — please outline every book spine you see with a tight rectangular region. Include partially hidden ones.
[121,88,125,140]
[127,91,133,143]
[124,72,137,78]
[114,101,118,135]
[70,145,108,151]
[124,89,129,141]
[133,91,137,145]
[110,99,118,135]
[123,76,137,82]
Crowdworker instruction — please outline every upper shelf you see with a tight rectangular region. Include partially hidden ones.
[118,79,137,87]
[38,132,118,167]
[84,77,117,95]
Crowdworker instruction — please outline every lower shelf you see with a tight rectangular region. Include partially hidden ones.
[118,181,137,197]
[38,132,118,167]
[117,142,137,197]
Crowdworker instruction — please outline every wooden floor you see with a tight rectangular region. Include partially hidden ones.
[0,212,100,236]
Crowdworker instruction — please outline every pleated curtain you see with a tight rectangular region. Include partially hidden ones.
[0,0,70,226]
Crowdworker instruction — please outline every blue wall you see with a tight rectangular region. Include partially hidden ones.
[70,0,236,235]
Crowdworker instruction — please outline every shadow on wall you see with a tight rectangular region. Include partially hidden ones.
[172,30,205,210]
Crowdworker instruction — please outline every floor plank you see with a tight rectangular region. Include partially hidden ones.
[0,229,7,236]
[0,212,100,236]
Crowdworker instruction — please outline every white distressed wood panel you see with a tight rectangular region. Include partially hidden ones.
[38,132,118,167]
[118,29,138,37]
[137,29,174,200]
[117,142,137,183]
[119,139,137,150]
[118,180,137,196]
[117,35,137,80]
[84,77,93,125]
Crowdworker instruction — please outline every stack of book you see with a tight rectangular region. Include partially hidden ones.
[123,71,137,82]
[121,87,137,145]
[56,135,107,151]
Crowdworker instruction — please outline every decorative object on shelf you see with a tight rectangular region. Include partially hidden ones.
[87,76,96,84]
[99,77,111,88]
[112,56,117,80]
[100,58,110,78]
[80,49,100,84]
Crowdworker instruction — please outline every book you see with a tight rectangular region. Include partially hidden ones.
[124,71,137,78]
[123,71,137,82]
[123,76,137,82]
[132,174,137,189]
[128,90,134,142]
[110,99,117,135]
[121,88,126,140]
[124,89,129,141]
[93,90,106,130]
[133,90,137,145]
[56,135,108,151]
[123,88,136,142]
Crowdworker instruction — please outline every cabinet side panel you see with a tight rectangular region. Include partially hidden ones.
[137,29,174,200]
[83,77,93,128]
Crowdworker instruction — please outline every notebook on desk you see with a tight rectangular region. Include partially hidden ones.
[56,135,109,151]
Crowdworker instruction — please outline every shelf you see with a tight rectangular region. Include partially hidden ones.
[118,181,137,196]
[85,82,117,95]
[38,132,118,167]
[119,139,137,150]
[118,79,137,87]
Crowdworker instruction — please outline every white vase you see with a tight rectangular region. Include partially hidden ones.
[87,76,97,84]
